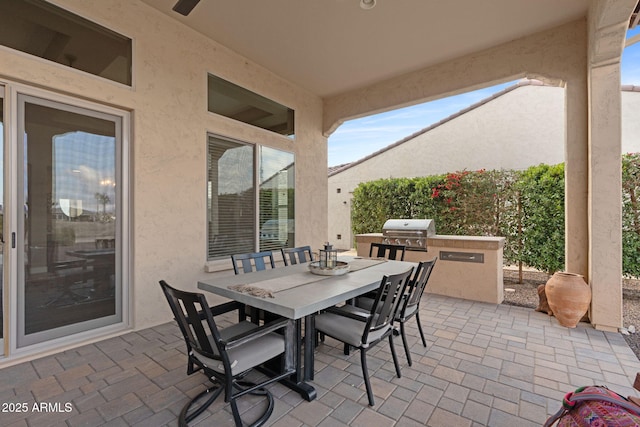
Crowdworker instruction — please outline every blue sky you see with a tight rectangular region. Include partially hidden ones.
[327,28,640,167]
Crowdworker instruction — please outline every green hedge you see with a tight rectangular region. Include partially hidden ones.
[516,164,565,274]
[351,155,640,277]
[623,153,640,277]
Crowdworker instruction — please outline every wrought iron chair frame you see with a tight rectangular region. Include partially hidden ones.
[313,268,413,406]
[281,246,314,266]
[159,280,295,426]
[369,242,406,261]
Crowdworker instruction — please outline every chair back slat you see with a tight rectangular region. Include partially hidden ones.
[281,246,313,266]
[231,251,276,274]
[369,243,406,261]
[404,258,437,310]
[363,268,413,341]
[159,280,223,363]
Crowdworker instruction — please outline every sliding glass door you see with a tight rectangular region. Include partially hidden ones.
[12,91,126,349]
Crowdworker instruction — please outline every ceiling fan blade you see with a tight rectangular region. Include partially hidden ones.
[172,0,200,16]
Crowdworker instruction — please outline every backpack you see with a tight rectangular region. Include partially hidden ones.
[544,385,640,426]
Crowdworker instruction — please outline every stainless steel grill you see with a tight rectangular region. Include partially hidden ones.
[382,219,436,251]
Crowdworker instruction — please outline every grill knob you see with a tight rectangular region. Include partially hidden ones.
[405,239,411,246]
[394,239,401,245]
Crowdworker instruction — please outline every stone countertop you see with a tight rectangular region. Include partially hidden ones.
[356,233,505,249]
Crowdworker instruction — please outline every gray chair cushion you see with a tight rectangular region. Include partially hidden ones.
[357,295,416,320]
[314,311,390,348]
[195,320,286,376]
[399,303,417,319]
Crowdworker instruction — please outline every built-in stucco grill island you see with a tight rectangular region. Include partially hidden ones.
[356,220,505,304]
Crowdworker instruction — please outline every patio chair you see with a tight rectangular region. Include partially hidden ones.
[313,267,413,406]
[159,280,294,427]
[281,246,313,266]
[231,251,276,274]
[369,242,406,261]
[355,258,437,366]
[394,257,437,365]
[354,243,407,305]
[231,251,277,323]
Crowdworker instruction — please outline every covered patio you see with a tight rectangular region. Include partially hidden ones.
[3,294,639,426]
[1,3,639,427]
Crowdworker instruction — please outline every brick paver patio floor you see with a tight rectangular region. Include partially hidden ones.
[2,294,639,426]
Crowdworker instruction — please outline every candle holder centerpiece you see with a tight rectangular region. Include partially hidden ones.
[309,242,350,276]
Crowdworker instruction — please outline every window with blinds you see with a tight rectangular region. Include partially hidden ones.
[207,135,294,260]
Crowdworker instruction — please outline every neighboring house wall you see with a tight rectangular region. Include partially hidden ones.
[329,83,640,250]
[623,86,640,152]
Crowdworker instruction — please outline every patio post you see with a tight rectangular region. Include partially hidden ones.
[584,0,632,331]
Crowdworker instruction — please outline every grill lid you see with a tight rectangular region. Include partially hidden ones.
[382,219,436,236]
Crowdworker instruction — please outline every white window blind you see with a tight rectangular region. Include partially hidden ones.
[207,136,255,259]
[207,136,295,260]
[259,146,295,252]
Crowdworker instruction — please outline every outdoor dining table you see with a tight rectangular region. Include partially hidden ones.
[197,255,415,401]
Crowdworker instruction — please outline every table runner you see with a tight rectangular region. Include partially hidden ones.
[228,257,387,298]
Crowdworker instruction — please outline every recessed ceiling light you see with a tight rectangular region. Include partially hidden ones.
[360,0,376,10]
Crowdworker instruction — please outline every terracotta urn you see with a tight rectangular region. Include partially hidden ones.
[544,272,591,328]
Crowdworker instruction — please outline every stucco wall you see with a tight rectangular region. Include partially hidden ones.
[329,85,640,250]
[0,0,327,332]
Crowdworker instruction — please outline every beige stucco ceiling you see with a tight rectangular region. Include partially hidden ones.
[141,0,588,97]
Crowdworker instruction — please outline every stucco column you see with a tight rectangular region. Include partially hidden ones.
[584,0,632,331]
[564,79,590,281]
[588,63,623,331]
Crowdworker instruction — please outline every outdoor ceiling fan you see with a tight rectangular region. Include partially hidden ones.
[172,0,200,16]
[172,0,377,16]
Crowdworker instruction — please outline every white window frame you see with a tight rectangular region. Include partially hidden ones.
[2,81,131,359]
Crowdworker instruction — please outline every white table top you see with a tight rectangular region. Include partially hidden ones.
[197,256,415,319]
